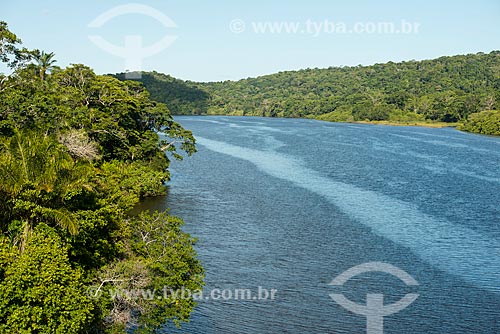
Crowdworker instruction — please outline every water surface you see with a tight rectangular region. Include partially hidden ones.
[142,116,499,333]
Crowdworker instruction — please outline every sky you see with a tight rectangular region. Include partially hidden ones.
[1,0,500,82]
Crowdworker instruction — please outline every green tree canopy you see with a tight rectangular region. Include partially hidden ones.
[0,21,204,333]
[114,51,500,133]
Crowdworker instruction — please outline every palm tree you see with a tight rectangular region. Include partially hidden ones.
[0,130,91,251]
[34,51,56,80]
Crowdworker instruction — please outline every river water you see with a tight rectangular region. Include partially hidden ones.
[140,116,499,333]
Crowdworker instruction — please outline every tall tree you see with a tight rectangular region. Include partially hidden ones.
[0,21,32,70]
[34,50,57,80]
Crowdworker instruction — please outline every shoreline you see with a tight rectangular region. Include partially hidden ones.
[178,114,500,135]
[346,120,459,128]
[175,114,459,129]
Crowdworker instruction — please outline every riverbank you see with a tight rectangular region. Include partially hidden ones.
[347,120,459,128]
[180,113,498,135]
[189,113,460,129]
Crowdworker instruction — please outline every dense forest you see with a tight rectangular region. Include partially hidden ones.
[115,51,500,135]
[0,21,203,333]
[1,15,499,333]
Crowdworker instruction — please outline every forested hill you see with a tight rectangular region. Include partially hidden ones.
[113,71,210,115]
[114,51,500,134]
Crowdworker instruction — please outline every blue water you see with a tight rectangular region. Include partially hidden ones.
[142,116,500,333]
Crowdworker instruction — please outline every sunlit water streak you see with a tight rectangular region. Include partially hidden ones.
[197,136,500,294]
[149,117,500,333]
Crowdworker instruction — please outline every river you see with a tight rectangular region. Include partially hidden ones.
[139,116,499,334]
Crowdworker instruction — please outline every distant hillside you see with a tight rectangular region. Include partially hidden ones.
[113,72,210,115]
[113,51,500,134]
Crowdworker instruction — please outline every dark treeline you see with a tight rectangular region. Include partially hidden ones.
[0,22,203,333]
[115,51,500,135]
[113,72,210,116]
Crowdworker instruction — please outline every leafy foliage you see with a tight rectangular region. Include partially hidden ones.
[94,211,204,333]
[113,72,210,115]
[457,110,500,135]
[0,21,33,69]
[33,50,57,80]
[0,21,203,333]
[116,51,500,134]
[0,224,97,334]
[0,130,90,250]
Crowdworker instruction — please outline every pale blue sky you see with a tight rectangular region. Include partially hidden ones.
[2,0,499,81]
